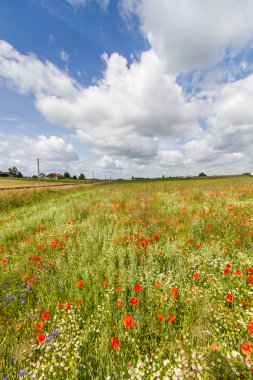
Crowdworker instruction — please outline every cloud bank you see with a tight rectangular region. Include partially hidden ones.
[1,0,253,177]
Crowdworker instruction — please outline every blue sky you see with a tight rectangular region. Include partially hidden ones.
[1,0,253,178]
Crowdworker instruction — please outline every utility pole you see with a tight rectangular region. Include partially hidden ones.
[93,171,94,180]
[37,158,40,185]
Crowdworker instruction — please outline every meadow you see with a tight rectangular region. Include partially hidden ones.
[0,177,252,379]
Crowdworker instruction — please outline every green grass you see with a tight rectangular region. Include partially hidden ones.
[0,177,252,379]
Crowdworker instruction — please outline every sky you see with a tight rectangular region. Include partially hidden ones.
[1,0,253,178]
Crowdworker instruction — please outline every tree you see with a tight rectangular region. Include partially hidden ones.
[79,173,85,180]
[73,175,77,180]
[9,166,23,177]
[64,172,70,178]
[198,172,207,177]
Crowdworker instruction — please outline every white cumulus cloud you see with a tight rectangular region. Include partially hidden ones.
[121,0,253,73]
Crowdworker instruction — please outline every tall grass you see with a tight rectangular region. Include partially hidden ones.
[0,177,252,379]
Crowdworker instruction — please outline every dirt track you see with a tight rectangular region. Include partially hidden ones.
[0,181,110,191]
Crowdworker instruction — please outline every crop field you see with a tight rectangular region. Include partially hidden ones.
[0,178,90,190]
[0,177,253,379]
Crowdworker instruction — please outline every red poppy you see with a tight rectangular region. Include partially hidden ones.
[36,322,44,331]
[247,276,253,283]
[193,273,200,280]
[21,273,27,279]
[57,303,64,309]
[211,341,218,350]
[226,263,231,269]
[134,284,142,292]
[27,277,36,284]
[1,258,7,265]
[77,280,84,288]
[155,282,162,289]
[248,267,253,273]
[117,300,124,307]
[37,333,45,344]
[234,270,243,276]
[226,294,233,303]
[16,323,22,330]
[247,324,253,334]
[158,313,165,321]
[223,268,230,275]
[169,314,176,324]
[130,297,139,305]
[242,342,251,355]
[242,300,249,307]
[111,336,120,350]
[171,287,179,298]
[123,315,135,328]
[196,244,201,249]
[29,256,41,264]
[77,299,83,307]
[103,281,108,287]
[115,286,122,293]
[64,301,73,312]
[41,311,50,320]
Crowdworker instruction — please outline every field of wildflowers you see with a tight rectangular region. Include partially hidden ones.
[0,177,252,379]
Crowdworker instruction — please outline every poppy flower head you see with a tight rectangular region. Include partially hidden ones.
[134,284,142,292]
[29,256,41,264]
[247,276,253,283]
[37,333,45,344]
[27,277,36,284]
[123,314,135,328]
[158,313,166,321]
[117,300,124,307]
[77,280,84,288]
[169,314,176,324]
[103,281,108,287]
[211,341,218,350]
[226,294,233,303]
[36,322,44,331]
[1,258,7,265]
[130,297,139,305]
[171,287,179,298]
[242,342,251,355]
[41,311,50,320]
[247,324,253,334]
[223,268,230,275]
[77,299,83,307]
[193,273,200,280]
[111,336,120,350]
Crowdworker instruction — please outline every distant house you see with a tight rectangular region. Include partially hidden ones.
[47,173,65,180]
[0,171,11,177]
